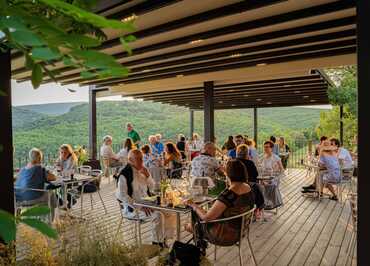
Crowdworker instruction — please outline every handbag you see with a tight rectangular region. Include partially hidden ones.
[168,241,201,266]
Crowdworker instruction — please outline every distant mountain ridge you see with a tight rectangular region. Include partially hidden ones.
[15,102,84,116]
[12,100,324,161]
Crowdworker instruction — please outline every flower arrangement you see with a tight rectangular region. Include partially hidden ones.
[74,145,88,166]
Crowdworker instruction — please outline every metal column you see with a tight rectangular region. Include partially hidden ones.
[189,109,194,139]
[89,86,97,160]
[203,81,215,142]
[253,107,258,146]
[0,49,15,217]
[339,105,344,145]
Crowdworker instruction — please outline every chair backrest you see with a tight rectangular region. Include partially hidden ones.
[78,165,92,175]
[83,159,102,170]
[91,169,103,183]
[341,167,354,181]
[200,207,255,244]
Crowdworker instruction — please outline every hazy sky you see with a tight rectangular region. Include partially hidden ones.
[11,79,332,109]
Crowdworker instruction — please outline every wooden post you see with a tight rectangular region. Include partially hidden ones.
[189,109,194,139]
[203,81,215,142]
[89,86,97,160]
[253,107,258,147]
[308,140,313,154]
[340,105,344,145]
[357,0,370,264]
[0,49,15,217]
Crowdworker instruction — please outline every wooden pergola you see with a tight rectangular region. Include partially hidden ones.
[1,0,368,263]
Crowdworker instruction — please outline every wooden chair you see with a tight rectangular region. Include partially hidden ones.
[199,207,257,266]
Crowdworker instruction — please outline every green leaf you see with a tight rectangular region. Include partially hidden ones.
[38,0,135,31]
[97,67,129,78]
[25,54,34,69]
[71,50,122,69]
[63,56,74,66]
[120,37,132,56]
[80,71,97,79]
[0,210,16,244]
[20,218,58,239]
[9,30,44,46]
[0,16,28,31]
[20,205,51,217]
[64,34,101,48]
[31,64,43,88]
[124,35,137,43]
[31,47,61,60]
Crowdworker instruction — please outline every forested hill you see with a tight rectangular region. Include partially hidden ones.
[12,100,324,158]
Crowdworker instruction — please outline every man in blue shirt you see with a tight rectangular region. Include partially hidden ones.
[227,135,245,158]
[155,134,164,155]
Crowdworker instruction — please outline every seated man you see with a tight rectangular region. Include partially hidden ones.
[191,142,225,178]
[15,148,57,220]
[116,150,175,246]
[227,135,244,159]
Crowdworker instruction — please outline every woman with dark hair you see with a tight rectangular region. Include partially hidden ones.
[278,137,290,169]
[222,136,236,153]
[185,159,255,253]
[176,135,187,160]
[118,137,136,165]
[164,142,183,178]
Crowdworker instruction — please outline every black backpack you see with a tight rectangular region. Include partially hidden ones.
[168,241,201,266]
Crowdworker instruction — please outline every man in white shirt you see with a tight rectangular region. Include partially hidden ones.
[116,150,174,247]
[330,138,353,169]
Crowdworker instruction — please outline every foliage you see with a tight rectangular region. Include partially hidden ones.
[0,205,57,244]
[315,105,357,148]
[0,0,135,89]
[326,66,357,116]
[12,101,324,167]
[74,145,88,166]
[317,67,358,146]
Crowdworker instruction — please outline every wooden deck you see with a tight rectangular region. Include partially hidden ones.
[17,169,357,265]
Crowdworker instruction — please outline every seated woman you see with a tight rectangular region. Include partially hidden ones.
[118,138,135,165]
[15,148,57,219]
[141,144,162,191]
[55,144,78,175]
[259,141,284,210]
[100,135,122,167]
[164,142,183,178]
[236,144,264,218]
[185,159,255,253]
[318,140,341,201]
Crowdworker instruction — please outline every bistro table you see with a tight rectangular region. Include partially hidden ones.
[133,196,215,241]
[51,173,96,217]
[302,161,324,200]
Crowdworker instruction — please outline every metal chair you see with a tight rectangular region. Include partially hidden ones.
[101,157,121,183]
[114,198,153,246]
[338,167,354,202]
[14,187,56,224]
[200,207,257,266]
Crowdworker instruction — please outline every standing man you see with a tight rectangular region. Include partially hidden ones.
[126,122,141,148]
[155,134,164,155]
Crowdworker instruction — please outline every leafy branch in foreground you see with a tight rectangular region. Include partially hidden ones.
[0,205,57,244]
[0,0,137,89]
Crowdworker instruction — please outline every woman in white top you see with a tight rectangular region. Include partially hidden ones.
[189,133,204,160]
[261,141,284,175]
[118,138,135,164]
[259,140,284,210]
[100,135,122,167]
[55,144,78,173]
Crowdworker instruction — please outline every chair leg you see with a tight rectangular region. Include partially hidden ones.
[98,190,107,214]
[90,194,93,210]
[214,245,217,261]
[137,220,142,246]
[247,235,258,266]
[80,186,85,218]
[114,216,123,241]
[239,242,243,266]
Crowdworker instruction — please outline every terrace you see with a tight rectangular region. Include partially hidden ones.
[1,0,367,265]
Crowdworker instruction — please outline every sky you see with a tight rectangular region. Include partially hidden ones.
[11,79,332,109]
